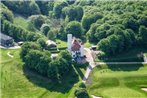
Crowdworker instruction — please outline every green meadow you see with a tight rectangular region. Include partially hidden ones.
[0,48,86,98]
[88,64,147,98]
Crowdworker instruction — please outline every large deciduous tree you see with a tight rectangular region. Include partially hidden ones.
[65,21,84,38]
[139,26,147,46]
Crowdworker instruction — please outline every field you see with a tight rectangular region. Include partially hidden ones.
[88,64,147,98]
[0,48,86,98]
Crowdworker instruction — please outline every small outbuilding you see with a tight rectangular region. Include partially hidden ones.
[46,40,57,49]
[0,33,14,47]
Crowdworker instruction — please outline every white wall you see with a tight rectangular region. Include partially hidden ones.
[67,34,72,52]
[80,45,84,57]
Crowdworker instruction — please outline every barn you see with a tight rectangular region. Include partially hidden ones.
[0,33,14,47]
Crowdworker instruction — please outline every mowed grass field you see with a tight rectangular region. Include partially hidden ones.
[0,48,86,98]
[88,64,147,98]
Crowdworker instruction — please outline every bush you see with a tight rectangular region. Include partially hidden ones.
[47,30,56,41]
[79,82,86,88]
[75,88,89,98]
[28,15,49,30]
[40,24,50,36]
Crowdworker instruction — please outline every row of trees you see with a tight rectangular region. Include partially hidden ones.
[1,3,14,22]
[21,42,72,81]
[1,20,42,41]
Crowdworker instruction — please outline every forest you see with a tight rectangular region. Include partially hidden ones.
[1,0,147,56]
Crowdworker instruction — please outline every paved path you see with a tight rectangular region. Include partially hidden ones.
[7,52,14,58]
[96,62,147,65]
[83,48,96,82]
[91,95,102,98]
[0,45,21,49]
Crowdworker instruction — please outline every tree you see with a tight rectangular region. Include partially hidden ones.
[107,35,119,55]
[2,1,40,17]
[26,32,41,41]
[40,24,50,36]
[37,38,46,49]
[36,1,54,15]
[123,18,139,31]
[28,15,48,30]
[25,49,51,75]
[57,58,69,77]
[87,23,99,42]
[20,42,41,61]
[82,13,103,31]
[65,21,84,38]
[53,1,68,18]
[98,38,111,55]
[59,50,72,65]
[139,16,147,27]
[139,26,147,46]
[1,3,14,22]
[47,60,58,80]
[65,6,84,21]
[123,29,135,50]
[25,50,42,69]
[75,88,89,98]
[47,30,56,41]
[2,20,41,41]
[29,1,41,15]
[36,51,51,75]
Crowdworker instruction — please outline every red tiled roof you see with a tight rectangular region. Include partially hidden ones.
[71,40,81,51]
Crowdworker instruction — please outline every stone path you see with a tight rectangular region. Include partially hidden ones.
[91,95,102,98]
[141,88,147,92]
[96,62,147,65]
[7,52,14,58]
[83,48,96,83]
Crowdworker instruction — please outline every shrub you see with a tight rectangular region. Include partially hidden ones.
[75,88,89,98]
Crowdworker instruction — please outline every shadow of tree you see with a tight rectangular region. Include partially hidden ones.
[74,63,88,79]
[107,64,143,71]
[23,65,79,93]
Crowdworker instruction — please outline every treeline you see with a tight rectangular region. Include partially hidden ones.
[21,42,72,80]
[1,20,42,42]
[1,3,14,22]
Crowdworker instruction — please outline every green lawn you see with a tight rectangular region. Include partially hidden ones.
[14,16,29,30]
[0,48,86,98]
[56,39,67,49]
[84,41,92,48]
[87,64,147,98]
[96,47,147,62]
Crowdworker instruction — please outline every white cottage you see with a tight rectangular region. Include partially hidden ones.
[67,34,84,59]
